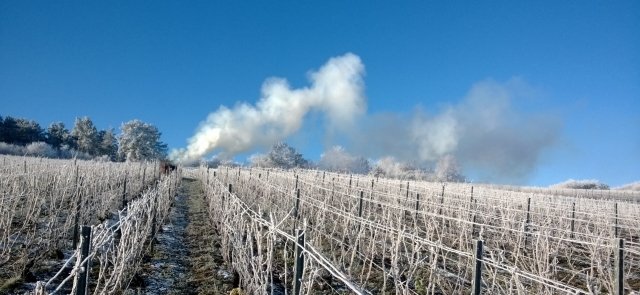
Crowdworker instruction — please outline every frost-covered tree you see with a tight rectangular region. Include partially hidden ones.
[97,128,118,160]
[318,146,370,174]
[58,144,92,160]
[118,119,167,161]
[248,153,270,167]
[0,142,25,155]
[435,155,465,182]
[249,142,308,169]
[371,157,433,180]
[46,122,71,149]
[268,142,309,168]
[550,179,610,190]
[616,181,640,191]
[25,142,58,158]
[71,116,99,155]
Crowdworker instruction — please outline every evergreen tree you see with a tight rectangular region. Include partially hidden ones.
[46,122,71,149]
[71,116,98,155]
[0,115,5,142]
[11,118,45,145]
[97,128,118,160]
[1,116,18,143]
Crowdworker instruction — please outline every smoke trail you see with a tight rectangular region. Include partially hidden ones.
[170,53,366,162]
[173,52,559,182]
[350,78,560,182]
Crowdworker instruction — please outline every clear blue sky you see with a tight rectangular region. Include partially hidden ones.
[1,1,638,186]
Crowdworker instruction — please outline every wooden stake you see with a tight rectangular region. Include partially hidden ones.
[293,229,305,295]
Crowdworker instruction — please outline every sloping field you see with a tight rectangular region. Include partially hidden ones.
[2,155,639,294]
[193,166,640,294]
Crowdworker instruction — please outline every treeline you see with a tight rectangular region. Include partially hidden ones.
[0,115,167,162]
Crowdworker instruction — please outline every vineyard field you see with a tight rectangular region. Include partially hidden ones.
[1,155,639,294]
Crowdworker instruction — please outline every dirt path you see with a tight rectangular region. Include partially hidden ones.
[128,178,236,295]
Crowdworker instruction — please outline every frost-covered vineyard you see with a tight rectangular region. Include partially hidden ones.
[1,154,639,294]
[195,166,640,294]
[0,155,180,294]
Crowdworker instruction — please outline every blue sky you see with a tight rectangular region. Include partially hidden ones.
[1,1,638,186]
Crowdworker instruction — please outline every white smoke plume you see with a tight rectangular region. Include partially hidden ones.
[170,53,365,162]
[172,52,559,183]
[350,78,560,182]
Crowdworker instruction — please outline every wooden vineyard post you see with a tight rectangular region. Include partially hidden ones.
[150,191,159,254]
[614,203,619,238]
[293,229,305,295]
[75,226,92,295]
[358,190,364,219]
[406,181,410,203]
[470,186,474,206]
[571,202,576,239]
[526,197,531,226]
[72,166,81,248]
[370,179,375,200]
[469,186,473,209]
[472,240,484,295]
[415,193,420,220]
[439,185,445,216]
[168,182,172,206]
[122,175,128,208]
[525,197,531,248]
[471,200,478,239]
[356,190,364,252]
[292,189,301,235]
[468,186,475,238]
[74,165,79,188]
[331,178,335,204]
[439,184,446,228]
[73,192,82,249]
[615,238,624,295]
[141,166,146,190]
[294,188,301,219]
[224,184,232,210]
